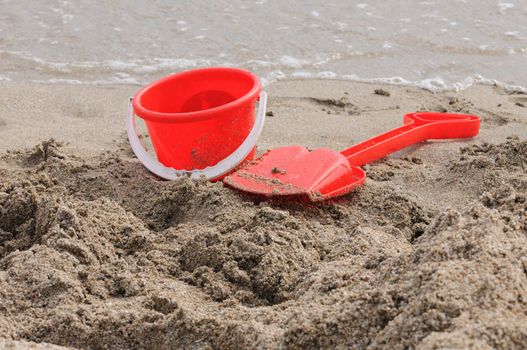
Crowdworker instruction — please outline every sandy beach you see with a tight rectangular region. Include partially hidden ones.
[0,80,526,349]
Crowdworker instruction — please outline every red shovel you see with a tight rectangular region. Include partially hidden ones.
[224,112,480,201]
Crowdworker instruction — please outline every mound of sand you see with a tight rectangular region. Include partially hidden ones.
[0,136,525,349]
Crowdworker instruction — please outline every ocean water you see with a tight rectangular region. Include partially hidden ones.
[0,0,526,91]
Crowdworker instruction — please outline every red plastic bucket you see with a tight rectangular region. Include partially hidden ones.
[130,67,262,176]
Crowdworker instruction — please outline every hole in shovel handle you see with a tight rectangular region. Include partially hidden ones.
[342,112,480,166]
[404,112,480,139]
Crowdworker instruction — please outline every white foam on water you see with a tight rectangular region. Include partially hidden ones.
[467,75,527,94]
[19,66,527,95]
[365,12,384,19]
[290,71,314,79]
[498,2,515,14]
[2,50,527,94]
[246,59,275,67]
[504,31,522,39]
[317,71,338,78]
[267,72,527,94]
[31,78,84,84]
[282,71,457,91]
[261,70,287,86]
[342,74,527,93]
[278,56,309,68]
[30,76,141,85]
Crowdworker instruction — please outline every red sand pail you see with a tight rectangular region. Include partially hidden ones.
[126,67,267,180]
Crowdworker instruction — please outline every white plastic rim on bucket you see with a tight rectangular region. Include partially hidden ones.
[126,92,267,180]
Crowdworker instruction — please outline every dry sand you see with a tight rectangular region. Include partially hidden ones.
[0,80,526,349]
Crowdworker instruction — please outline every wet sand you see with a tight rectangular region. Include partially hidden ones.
[0,80,526,349]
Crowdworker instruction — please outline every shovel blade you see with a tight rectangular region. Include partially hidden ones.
[224,146,366,201]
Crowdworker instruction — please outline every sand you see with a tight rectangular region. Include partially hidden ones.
[0,80,526,349]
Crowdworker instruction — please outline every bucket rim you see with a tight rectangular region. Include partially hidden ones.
[132,67,262,123]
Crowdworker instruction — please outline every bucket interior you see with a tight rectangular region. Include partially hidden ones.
[139,69,257,115]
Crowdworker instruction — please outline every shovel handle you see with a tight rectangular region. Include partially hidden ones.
[341,112,480,166]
